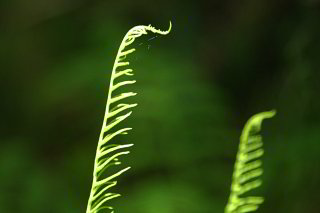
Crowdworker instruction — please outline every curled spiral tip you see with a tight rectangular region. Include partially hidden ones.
[167,20,172,33]
[146,21,172,35]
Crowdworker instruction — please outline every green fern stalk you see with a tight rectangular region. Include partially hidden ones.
[225,110,276,213]
[86,22,172,213]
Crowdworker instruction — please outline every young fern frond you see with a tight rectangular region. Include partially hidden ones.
[86,22,172,213]
[225,110,276,213]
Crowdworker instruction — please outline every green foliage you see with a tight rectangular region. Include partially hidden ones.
[1,2,320,213]
[85,21,276,213]
[85,23,171,213]
[225,110,276,213]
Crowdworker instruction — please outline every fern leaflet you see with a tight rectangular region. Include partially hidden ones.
[86,22,172,213]
[225,110,276,213]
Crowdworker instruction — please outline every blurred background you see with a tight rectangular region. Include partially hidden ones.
[1,0,320,212]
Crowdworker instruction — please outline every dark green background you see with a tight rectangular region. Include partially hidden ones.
[1,0,319,212]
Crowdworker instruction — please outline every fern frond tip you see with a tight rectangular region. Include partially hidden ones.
[146,21,172,35]
[242,110,276,140]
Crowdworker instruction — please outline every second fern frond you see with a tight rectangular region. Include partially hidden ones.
[225,110,276,213]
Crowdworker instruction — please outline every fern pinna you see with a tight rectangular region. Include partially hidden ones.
[86,22,171,213]
[225,110,276,213]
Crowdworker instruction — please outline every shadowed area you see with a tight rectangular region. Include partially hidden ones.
[0,1,320,212]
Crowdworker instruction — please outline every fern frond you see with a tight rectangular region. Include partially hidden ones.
[86,22,171,213]
[225,110,276,213]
